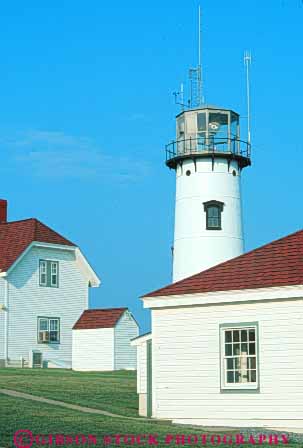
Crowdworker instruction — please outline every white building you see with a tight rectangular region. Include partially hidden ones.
[135,229,303,428]
[0,200,100,368]
[72,308,139,371]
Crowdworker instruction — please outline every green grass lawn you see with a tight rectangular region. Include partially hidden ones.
[0,369,301,448]
[0,368,138,417]
[1,394,299,448]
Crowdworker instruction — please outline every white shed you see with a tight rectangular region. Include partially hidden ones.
[72,308,139,371]
[136,229,303,430]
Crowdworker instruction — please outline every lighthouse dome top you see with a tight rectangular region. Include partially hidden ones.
[166,104,251,170]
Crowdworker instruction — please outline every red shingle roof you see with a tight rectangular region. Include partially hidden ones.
[73,308,128,330]
[143,229,303,298]
[0,218,75,272]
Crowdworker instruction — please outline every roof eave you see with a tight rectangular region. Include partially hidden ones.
[5,241,76,276]
[142,284,303,309]
[131,332,152,346]
[3,242,100,287]
[75,248,101,288]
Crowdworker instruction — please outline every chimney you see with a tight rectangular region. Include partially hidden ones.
[0,200,7,223]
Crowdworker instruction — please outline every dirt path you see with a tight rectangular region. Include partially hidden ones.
[0,388,155,422]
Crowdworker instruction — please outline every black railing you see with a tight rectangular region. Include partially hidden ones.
[165,137,251,163]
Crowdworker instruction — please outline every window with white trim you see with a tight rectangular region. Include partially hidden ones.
[39,260,59,287]
[221,324,258,389]
[38,317,60,343]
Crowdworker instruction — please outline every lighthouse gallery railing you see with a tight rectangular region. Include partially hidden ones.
[165,137,251,163]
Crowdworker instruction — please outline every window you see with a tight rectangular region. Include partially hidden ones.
[220,323,259,390]
[39,260,59,287]
[39,260,47,286]
[51,262,58,287]
[38,317,60,344]
[203,201,224,230]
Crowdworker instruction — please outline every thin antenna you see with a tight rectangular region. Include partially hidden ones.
[189,6,203,108]
[244,50,252,145]
[198,5,201,67]
[173,5,204,110]
[173,83,186,111]
[198,5,203,105]
[180,83,184,110]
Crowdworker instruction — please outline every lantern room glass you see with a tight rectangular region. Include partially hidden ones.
[175,108,242,155]
[197,112,207,150]
[196,109,240,153]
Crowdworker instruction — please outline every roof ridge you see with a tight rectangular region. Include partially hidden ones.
[73,307,130,330]
[34,219,76,247]
[0,217,37,225]
[84,307,127,312]
[0,217,76,272]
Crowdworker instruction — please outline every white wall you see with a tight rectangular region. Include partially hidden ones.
[7,246,88,367]
[132,334,151,417]
[173,157,244,282]
[114,312,138,370]
[137,342,147,394]
[0,311,4,360]
[0,278,6,360]
[72,328,114,371]
[152,298,303,428]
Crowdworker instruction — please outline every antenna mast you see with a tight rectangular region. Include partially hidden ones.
[189,6,204,108]
[244,50,252,146]
[198,5,203,105]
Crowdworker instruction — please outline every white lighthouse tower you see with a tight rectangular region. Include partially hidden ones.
[166,16,252,282]
[167,106,251,282]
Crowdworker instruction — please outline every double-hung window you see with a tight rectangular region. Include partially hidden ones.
[40,260,47,286]
[203,200,224,230]
[51,262,58,287]
[220,323,259,390]
[38,317,60,344]
[39,260,59,287]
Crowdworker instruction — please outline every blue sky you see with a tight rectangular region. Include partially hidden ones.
[0,1,302,332]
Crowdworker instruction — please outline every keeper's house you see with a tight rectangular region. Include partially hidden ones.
[72,308,139,371]
[134,229,303,429]
[0,200,100,368]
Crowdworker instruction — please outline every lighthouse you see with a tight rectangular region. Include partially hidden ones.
[167,105,251,282]
[166,68,253,283]
[165,9,252,283]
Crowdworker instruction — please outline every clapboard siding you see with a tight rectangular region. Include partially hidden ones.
[0,278,5,359]
[152,298,303,426]
[7,246,88,366]
[72,328,114,371]
[137,344,147,393]
[0,312,4,359]
[114,312,138,370]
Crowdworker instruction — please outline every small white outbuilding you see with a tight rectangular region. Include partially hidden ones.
[72,307,139,371]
